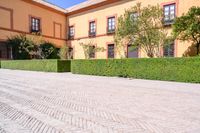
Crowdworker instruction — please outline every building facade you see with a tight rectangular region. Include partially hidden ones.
[0,0,67,59]
[0,0,200,59]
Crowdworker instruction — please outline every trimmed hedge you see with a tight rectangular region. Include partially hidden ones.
[71,58,200,83]
[0,59,70,72]
[57,60,71,72]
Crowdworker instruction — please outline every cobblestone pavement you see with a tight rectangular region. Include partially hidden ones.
[0,69,200,133]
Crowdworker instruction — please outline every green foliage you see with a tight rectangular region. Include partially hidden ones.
[6,34,33,59]
[80,41,105,59]
[173,6,200,55]
[0,60,70,72]
[39,42,59,59]
[6,34,60,59]
[57,60,71,72]
[115,3,173,58]
[59,45,69,60]
[71,58,200,83]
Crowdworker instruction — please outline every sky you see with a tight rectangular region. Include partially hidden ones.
[46,0,87,9]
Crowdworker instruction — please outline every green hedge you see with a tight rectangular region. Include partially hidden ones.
[0,59,70,72]
[71,58,200,83]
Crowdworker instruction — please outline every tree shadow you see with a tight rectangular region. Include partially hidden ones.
[183,44,198,57]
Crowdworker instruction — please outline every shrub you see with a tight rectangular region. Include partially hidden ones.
[39,42,60,59]
[6,34,33,59]
[59,45,69,60]
[57,60,71,72]
[1,60,70,72]
[71,58,200,83]
[6,34,60,60]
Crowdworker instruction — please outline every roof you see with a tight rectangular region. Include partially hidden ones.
[31,0,122,15]
[66,0,106,12]
[33,0,67,13]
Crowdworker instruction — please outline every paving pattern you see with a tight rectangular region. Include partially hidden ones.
[0,69,200,133]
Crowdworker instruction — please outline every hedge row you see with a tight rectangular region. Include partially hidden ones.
[71,58,200,83]
[0,59,70,72]
[1,58,200,83]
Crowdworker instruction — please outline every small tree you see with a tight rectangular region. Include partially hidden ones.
[115,3,172,58]
[173,7,200,55]
[80,41,105,59]
[59,44,69,60]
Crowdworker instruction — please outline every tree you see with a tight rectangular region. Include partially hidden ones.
[173,7,200,55]
[115,3,173,58]
[80,41,105,59]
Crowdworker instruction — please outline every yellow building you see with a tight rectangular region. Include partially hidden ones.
[0,0,200,59]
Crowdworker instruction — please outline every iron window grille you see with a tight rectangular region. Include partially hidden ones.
[163,43,175,57]
[108,44,115,58]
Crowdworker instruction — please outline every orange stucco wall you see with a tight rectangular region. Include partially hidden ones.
[0,0,67,48]
[0,0,200,59]
[67,0,200,59]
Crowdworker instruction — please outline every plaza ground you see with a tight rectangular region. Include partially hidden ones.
[0,69,200,133]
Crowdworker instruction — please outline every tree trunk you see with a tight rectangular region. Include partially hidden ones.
[196,43,200,55]
[147,52,154,58]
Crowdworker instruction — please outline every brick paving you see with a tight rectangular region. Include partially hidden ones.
[0,69,200,133]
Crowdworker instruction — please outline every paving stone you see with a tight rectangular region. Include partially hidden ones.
[0,69,200,133]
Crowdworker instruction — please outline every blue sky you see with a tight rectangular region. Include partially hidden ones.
[46,0,87,9]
